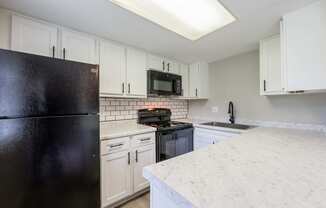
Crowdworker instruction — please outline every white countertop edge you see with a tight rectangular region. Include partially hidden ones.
[143,167,195,208]
[100,120,156,140]
[101,128,156,140]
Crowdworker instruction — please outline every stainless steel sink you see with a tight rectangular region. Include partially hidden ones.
[201,122,254,130]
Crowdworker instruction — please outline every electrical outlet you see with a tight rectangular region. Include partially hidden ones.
[212,106,219,113]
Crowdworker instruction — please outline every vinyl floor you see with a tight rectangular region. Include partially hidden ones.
[118,193,150,208]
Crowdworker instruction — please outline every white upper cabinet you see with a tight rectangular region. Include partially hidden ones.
[260,35,284,95]
[147,53,180,74]
[147,53,164,71]
[189,63,199,98]
[283,1,326,92]
[61,29,98,64]
[198,62,209,99]
[126,48,147,97]
[179,63,189,97]
[99,40,126,97]
[11,15,58,57]
[165,59,180,74]
[189,62,209,99]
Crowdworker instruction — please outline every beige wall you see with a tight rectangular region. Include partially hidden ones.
[189,50,326,125]
[0,8,11,50]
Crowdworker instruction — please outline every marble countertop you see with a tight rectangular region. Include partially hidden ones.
[143,127,326,208]
[100,120,156,140]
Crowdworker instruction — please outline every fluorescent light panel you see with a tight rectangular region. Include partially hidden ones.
[109,0,236,41]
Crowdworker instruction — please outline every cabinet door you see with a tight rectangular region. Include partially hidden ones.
[198,62,209,99]
[260,35,283,95]
[283,1,325,91]
[165,59,179,74]
[189,63,199,97]
[179,63,189,97]
[61,29,98,64]
[99,40,126,96]
[126,48,147,97]
[147,53,164,71]
[11,15,58,57]
[194,129,215,150]
[101,151,131,207]
[133,144,155,193]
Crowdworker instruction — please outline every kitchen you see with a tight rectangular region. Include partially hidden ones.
[0,0,325,208]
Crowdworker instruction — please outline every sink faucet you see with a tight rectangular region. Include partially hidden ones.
[228,101,235,124]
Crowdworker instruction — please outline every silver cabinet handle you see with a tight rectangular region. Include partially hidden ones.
[128,83,131,93]
[162,61,165,71]
[128,152,130,165]
[135,150,138,163]
[140,138,151,142]
[122,83,125,93]
[109,143,123,148]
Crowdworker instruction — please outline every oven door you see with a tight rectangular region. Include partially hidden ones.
[156,128,194,162]
[156,130,176,162]
[174,128,194,157]
[147,70,182,96]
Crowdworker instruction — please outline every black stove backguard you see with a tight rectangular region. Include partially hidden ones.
[138,108,172,126]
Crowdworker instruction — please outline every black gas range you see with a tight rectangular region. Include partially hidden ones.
[138,108,194,162]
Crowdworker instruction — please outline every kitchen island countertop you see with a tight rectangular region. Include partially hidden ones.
[144,127,326,208]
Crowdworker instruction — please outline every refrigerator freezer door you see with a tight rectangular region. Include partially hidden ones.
[0,49,99,118]
[0,115,100,208]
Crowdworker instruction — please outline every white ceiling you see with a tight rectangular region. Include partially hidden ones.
[0,0,318,63]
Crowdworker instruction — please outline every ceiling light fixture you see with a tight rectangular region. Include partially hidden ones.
[109,0,236,41]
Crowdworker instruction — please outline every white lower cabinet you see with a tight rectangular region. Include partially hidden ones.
[101,132,156,208]
[101,151,132,207]
[133,145,155,193]
[194,128,240,150]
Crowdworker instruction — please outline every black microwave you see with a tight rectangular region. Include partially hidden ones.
[147,70,182,96]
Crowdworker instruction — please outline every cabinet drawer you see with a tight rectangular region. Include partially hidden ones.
[101,137,130,155]
[131,133,155,147]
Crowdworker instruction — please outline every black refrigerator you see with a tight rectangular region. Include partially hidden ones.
[0,49,100,208]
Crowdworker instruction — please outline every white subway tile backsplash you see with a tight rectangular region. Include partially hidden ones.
[100,98,188,122]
